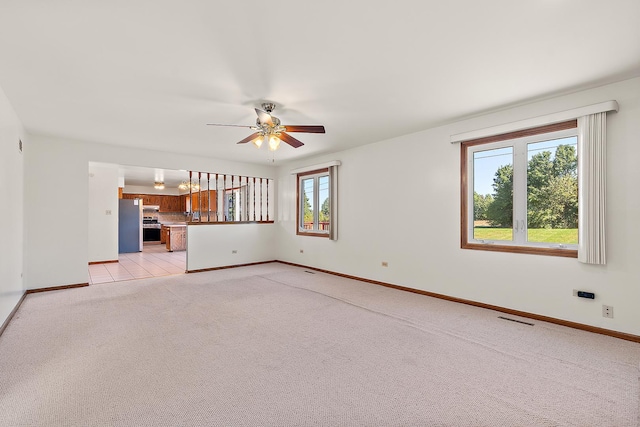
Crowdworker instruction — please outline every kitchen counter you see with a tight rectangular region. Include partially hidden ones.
[160,223,186,244]
[165,224,187,252]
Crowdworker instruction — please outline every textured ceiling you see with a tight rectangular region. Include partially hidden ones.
[1,0,639,169]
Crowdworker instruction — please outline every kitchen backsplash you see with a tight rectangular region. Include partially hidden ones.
[158,212,188,223]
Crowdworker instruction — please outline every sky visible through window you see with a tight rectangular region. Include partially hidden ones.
[302,176,329,210]
[318,176,329,211]
[473,136,577,196]
[303,179,314,208]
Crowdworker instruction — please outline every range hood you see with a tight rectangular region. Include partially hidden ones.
[143,205,160,211]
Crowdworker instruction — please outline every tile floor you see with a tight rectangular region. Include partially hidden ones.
[88,242,186,285]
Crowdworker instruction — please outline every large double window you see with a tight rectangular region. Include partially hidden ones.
[297,168,330,237]
[461,121,578,257]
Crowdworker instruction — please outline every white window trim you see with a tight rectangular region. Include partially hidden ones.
[466,127,578,251]
[298,170,330,236]
[291,161,341,175]
[451,101,617,144]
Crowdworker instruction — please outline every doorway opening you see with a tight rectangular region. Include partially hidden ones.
[88,163,189,285]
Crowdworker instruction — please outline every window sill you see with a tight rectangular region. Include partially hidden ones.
[297,231,330,238]
[461,242,577,258]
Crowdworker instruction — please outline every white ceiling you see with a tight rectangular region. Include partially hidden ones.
[115,164,189,188]
[1,0,639,171]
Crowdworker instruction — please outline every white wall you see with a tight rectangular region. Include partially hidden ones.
[0,85,25,326]
[88,163,119,263]
[276,77,640,336]
[187,223,277,271]
[17,77,640,336]
[24,136,276,289]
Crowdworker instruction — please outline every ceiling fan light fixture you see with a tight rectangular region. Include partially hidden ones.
[207,103,325,150]
[268,135,280,151]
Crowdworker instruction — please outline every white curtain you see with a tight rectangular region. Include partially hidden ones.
[329,165,338,241]
[577,112,607,264]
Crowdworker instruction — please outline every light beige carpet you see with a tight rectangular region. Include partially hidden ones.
[0,263,638,426]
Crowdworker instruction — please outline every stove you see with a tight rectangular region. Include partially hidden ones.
[142,217,161,229]
[142,217,161,241]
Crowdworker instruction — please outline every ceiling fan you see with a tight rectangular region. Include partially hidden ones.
[207,103,325,151]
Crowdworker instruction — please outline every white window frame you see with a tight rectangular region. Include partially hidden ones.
[462,122,579,257]
[297,169,330,237]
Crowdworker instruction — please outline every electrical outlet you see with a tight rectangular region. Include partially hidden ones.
[381,262,388,267]
[602,305,614,318]
[105,210,112,215]
[232,250,237,254]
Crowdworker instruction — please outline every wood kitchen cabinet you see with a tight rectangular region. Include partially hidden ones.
[159,195,181,212]
[166,225,186,252]
[137,194,155,205]
[122,193,158,205]
[172,196,183,212]
[118,192,221,214]
[122,193,184,212]
[159,196,170,212]
[186,191,217,214]
[187,191,209,212]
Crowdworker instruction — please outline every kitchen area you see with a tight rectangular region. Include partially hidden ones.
[120,193,189,253]
[90,162,276,286]
[89,162,273,285]
[89,163,192,284]
[114,163,253,259]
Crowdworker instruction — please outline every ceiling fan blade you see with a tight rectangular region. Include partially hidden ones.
[207,123,254,128]
[255,108,273,126]
[283,125,325,134]
[279,132,304,148]
[236,132,262,144]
